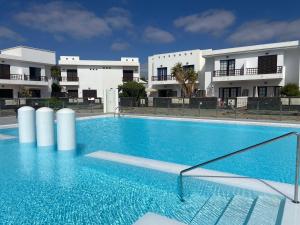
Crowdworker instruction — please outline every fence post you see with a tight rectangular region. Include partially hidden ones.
[280,101,282,121]
[198,102,201,117]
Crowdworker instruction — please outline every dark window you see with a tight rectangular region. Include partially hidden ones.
[258,55,277,74]
[242,89,249,96]
[68,90,78,98]
[0,89,13,98]
[157,67,167,80]
[258,86,267,97]
[183,65,194,72]
[29,89,41,98]
[220,59,235,76]
[29,67,41,81]
[274,86,281,97]
[123,70,134,82]
[67,69,78,81]
[82,89,97,98]
[0,64,10,79]
[158,89,177,97]
[219,87,241,99]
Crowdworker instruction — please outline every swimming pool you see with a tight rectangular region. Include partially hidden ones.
[0,116,297,224]
[74,116,299,184]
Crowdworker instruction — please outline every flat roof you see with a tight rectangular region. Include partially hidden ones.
[0,45,55,54]
[202,41,300,57]
[58,59,139,67]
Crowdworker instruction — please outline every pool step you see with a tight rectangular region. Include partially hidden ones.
[217,195,254,225]
[247,196,283,225]
[189,195,231,225]
[189,195,283,225]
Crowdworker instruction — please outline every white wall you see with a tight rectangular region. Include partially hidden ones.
[148,49,208,96]
[1,47,56,65]
[60,64,139,98]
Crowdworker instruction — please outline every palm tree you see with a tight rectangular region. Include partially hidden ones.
[171,63,198,97]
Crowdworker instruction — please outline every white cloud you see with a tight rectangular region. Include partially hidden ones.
[174,9,235,35]
[105,7,133,29]
[228,19,300,44]
[15,1,111,39]
[111,41,130,51]
[143,26,175,43]
[0,26,24,41]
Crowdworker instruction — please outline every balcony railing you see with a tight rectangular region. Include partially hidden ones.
[213,66,283,77]
[0,74,48,81]
[59,76,79,82]
[151,75,175,81]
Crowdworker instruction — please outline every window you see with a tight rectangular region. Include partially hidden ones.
[82,89,97,98]
[67,69,78,81]
[258,55,277,74]
[29,67,41,81]
[242,89,249,96]
[220,59,235,76]
[0,64,10,79]
[274,86,281,97]
[123,70,134,82]
[219,87,241,99]
[183,65,194,72]
[157,67,167,80]
[258,86,267,97]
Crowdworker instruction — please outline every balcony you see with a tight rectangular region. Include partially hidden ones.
[212,66,283,82]
[59,76,79,86]
[151,75,178,85]
[0,74,48,85]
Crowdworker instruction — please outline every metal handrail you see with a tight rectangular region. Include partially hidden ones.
[114,106,121,117]
[178,131,300,204]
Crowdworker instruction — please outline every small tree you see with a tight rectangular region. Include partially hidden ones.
[281,83,300,96]
[171,63,198,97]
[118,81,146,101]
[51,66,61,81]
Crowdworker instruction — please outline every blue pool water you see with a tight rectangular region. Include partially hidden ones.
[0,116,296,224]
[74,117,299,184]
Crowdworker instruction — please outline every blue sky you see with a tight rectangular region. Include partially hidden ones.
[0,0,300,75]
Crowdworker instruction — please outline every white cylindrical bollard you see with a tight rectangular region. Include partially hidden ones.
[18,106,36,143]
[56,108,76,151]
[36,107,54,147]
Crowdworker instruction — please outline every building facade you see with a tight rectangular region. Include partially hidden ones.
[0,46,56,98]
[148,49,209,97]
[203,41,300,99]
[58,56,140,98]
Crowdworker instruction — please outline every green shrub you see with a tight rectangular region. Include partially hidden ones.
[118,81,146,100]
[281,83,300,96]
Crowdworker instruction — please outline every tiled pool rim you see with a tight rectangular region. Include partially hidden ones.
[1,114,300,224]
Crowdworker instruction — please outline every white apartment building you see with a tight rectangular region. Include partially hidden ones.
[148,49,209,97]
[203,41,300,99]
[58,56,140,98]
[0,46,56,98]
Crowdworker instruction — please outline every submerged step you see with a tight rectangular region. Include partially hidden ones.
[217,195,254,225]
[189,195,231,225]
[247,196,282,225]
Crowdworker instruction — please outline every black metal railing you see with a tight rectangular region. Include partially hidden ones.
[246,66,283,75]
[213,66,283,77]
[152,75,175,81]
[60,76,79,82]
[213,69,244,77]
[0,74,48,81]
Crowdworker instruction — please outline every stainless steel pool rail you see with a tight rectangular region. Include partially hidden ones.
[178,131,300,204]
